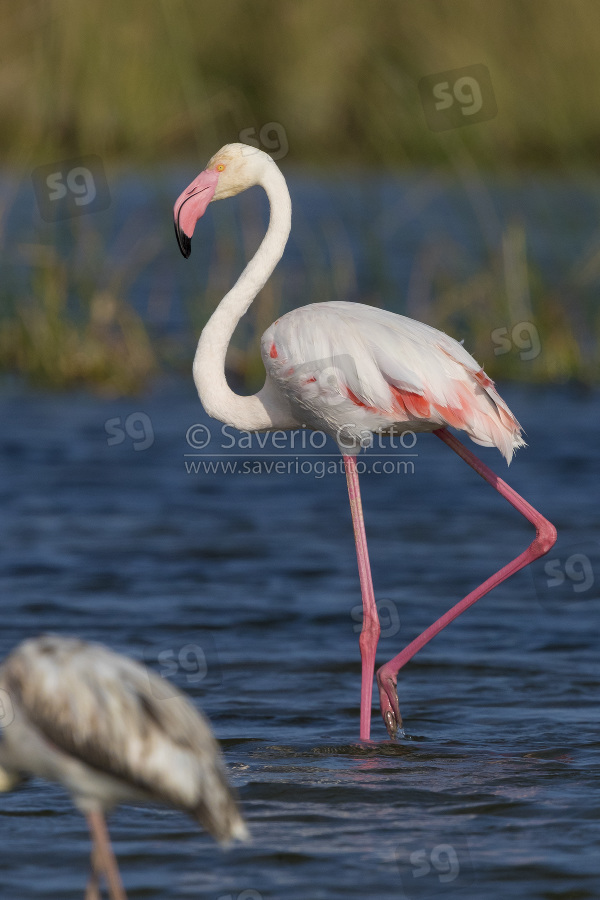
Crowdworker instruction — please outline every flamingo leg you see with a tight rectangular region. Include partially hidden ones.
[344,454,381,741]
[377,428,557,738]
[85,811,128,900]
[84,854,101,900]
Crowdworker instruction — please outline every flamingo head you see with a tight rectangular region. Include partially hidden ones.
[174,143,273,258]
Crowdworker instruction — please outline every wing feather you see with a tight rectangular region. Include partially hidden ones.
[262,301,524,462]
[0,635,245,841]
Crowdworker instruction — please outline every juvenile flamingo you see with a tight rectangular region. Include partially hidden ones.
[174,143,557,741]
[0,635,247,899]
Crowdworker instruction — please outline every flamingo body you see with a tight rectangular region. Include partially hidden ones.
[0,635,247,898]
[262,300,525,460]
[174,143,556,741]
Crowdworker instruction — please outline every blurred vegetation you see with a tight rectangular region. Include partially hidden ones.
[4,0,600,168]
[0,232,159,393]
[0,0,599,392]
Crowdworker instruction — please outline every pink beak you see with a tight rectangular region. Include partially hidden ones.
[173,168,219,258]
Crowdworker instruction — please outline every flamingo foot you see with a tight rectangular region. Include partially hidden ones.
[376,666,402,738]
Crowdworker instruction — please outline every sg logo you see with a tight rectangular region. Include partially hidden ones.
[105,412,154,451]
[410,844,461,884]
[239,122,289,160]
[32,155,111,221]
[47,168,97,207]
[351,598,400,638]
[144,635,222,699]
[157,645,208,685]
[532,542,599,608]
[396,834,473,897]
[419,64,497,131]
[492,321,542,361]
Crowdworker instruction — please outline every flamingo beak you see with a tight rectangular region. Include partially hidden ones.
[173,168,219,259]
[174,218,191,259]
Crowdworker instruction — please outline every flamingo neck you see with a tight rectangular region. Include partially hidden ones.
[192,162,296,431]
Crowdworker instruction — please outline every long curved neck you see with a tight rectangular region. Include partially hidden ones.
[193,162,297,431]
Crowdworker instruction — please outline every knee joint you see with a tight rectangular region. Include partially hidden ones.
[533,518,557,557]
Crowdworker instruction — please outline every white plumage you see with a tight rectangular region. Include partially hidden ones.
[262,300,525,461]
[175,144,524,463]
[173,143,555,741]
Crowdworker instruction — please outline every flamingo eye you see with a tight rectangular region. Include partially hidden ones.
[216,164,226,172]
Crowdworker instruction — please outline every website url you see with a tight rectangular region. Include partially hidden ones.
[184,457,416,478]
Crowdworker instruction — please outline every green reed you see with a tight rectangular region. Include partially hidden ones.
[0,0,599,391]
[4,0,600,168]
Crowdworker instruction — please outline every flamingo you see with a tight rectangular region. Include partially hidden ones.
[174,143,557,742]
[0,634,248,900]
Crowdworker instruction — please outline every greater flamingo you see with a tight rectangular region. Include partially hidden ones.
[174,143,557,741]
[0,635,247,900]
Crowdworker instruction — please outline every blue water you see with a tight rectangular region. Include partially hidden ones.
[0,379,598,899]
[7,167,600,353]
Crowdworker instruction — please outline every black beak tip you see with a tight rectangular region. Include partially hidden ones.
[174,221,192,259]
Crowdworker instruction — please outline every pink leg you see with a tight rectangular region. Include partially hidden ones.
[84,857,101,900]
[344,454,381,741]
[377,428,557,737]
[86,810,128,900]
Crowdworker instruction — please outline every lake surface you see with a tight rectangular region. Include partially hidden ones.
[7,167,600,343]
[0,379,598,899]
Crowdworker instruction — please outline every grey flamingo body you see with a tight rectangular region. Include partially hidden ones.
[0,634,247,899]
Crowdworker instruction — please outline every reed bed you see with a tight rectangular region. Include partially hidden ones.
[0,0,599,392]
[3,1,600,168]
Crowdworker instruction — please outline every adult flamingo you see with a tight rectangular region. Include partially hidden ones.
[174,143,557,741]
